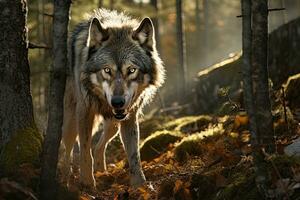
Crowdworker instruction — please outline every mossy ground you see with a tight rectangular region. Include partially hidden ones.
[0,124,42,175]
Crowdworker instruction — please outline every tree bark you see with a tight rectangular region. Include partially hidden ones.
[176,0,187,100]
[0,0,41,175]
[241,0,258,146]
[40,0,71,199]
[252,0,275,195]
[203,0,209,66]
[110,0,114,10]
[99,0,103,8]
[150,0,161,52]
[252,0,275,153]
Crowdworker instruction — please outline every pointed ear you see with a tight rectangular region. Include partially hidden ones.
[133,18,155,49]
[87,18,109,48]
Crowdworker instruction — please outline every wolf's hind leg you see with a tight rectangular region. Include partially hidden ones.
[120,115,146,187]
[94,119,119,172]
[61,83,77,184]
[77,104,96,188]
[61,113,77,184]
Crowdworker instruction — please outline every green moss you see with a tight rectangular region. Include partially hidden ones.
[174,125,224,162]
[163,115,212,133]
[139,116,173,139]
[140,130,183,161]
[215,173,259,200]
[0,124,43,174]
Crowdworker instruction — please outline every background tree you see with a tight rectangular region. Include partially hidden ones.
[110,0,114,10]
[252,0,275,195]
[40,0,71,199]
[99,0,103,7]
[175,0,187,101]
[0,0,42,175]
[241,0,258,148]
[150,0,161,52]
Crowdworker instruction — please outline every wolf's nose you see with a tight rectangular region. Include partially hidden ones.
[111,96,125,108]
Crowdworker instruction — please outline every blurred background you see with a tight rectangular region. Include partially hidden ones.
[27,0,300,131]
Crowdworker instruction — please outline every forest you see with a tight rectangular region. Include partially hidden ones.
[1,0,300,199]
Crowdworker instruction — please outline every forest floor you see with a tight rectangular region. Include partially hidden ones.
[71,113,300,200]
[1,113,300,200]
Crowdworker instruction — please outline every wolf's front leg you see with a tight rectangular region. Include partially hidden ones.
[77,104,96,188]
[120,114,146,186]
[94,119,119,171]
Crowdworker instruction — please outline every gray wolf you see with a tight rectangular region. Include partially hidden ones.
[60,9,165,188]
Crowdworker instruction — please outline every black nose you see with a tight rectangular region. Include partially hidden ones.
[111,96,125,108]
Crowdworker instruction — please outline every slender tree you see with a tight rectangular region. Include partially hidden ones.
[40,0,71,199]
[150,0,161,52]
[203,0,209,66]
[241,0,257,147]
[99,0,103,8]
[251,0,275,195]
[110,0,114,10]
[176,0,187,99]
[252,0,274,153]
[195,0,201,39]
[0,0,42,174]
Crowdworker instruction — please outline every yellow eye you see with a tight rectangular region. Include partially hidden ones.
[128,68,136,74]
[103,67,111,74]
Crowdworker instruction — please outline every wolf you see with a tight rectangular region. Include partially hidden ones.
[60,9,165,188]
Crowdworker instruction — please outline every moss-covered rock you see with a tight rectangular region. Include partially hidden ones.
[140,130,183,161]
[215,172,259,200]
[139,116,173,139]
[174,125,224,162]
[0,125,43,174]
[162,115,213,134]
[284,73,300,109]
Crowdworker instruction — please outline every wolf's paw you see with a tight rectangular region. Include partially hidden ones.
[130,174,146,187]
[94,160,106,172]
[79,175,96,190]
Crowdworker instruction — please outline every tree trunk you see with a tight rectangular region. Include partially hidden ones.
[99,0,103,8]
[203,0,209,66]
[150,0,161,52]
[40,0,71,199]
[0,0,42,175]
[252,0,275,195]
[252,0,274,153]
[241,0,258,146]
[110,0,114,10]
[195,0,202,65]
[176,0,187,100]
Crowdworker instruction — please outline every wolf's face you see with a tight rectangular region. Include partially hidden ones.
[82,17,159,120]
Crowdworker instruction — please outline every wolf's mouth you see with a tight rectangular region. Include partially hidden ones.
[113,109,127,120]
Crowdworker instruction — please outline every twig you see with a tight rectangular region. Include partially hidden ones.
[43,13,53,17]
[281,87,290,133]
[268,8,286,12]
[160,104,190,113]
[28,42,50,49]
[237,7,285,18]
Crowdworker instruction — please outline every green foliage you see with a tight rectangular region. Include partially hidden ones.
[0,124,43,174]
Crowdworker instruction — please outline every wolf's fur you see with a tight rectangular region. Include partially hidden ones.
[61,9,165,188]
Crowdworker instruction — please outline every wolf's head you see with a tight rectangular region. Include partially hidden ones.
[81,11,164,120]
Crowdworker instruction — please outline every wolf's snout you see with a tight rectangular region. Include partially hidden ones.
[111,96,125,109]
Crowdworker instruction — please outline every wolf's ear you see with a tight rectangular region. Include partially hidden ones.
[87,18,109,48]
[133,18,155,50]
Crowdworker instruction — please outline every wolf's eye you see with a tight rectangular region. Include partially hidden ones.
[103,67,111,74]
[128,68,136,74]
